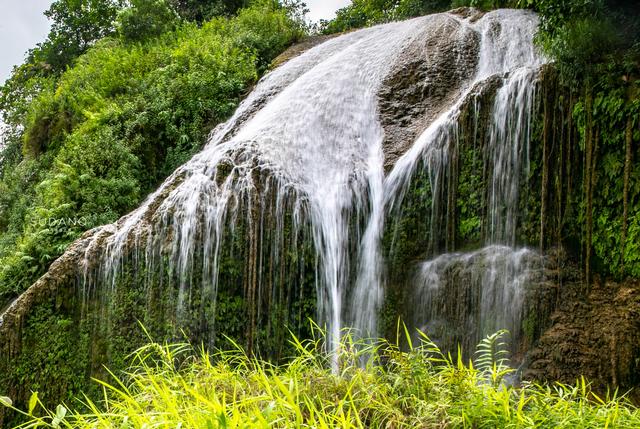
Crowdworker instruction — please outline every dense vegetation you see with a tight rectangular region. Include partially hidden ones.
[3,329,640,428]
[0,0,306,307]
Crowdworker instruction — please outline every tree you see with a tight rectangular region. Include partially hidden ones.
[170,0,248,22]
[321,0,449,34]
[33,0,126,74]
[117,0,181,41]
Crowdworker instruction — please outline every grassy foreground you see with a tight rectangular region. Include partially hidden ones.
[2,329,639,428]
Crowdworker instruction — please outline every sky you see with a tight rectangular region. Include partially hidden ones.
[305,0,350,23]
[0,0,52,83]
[0,0,351,85]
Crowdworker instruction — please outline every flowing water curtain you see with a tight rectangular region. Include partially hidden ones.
[384,10,547,355]
[413,246,544,354]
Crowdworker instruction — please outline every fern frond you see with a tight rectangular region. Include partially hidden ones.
[474,329,511,377]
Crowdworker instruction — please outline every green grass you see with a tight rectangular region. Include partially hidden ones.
[2,327,638,428]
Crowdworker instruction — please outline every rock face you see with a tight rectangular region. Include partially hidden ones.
[271,34,339,68]
[525,278,640,395]
[379,13,480,169]
[409,246,550,358]
[0,229,97,337]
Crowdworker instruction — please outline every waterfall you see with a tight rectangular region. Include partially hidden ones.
[76,9,546,365]
[412,246,543,354]
[385,9,545,353]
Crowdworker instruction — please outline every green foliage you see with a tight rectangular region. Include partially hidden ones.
[116,0,181,41]
[34,0,126,75]
[474,329,513,386]
[530,1,640,86]
[0,1,304,304]
[526,0,605,38]
[395,0,451,16]
[4,331,640,428]
[170,0,247,22]
[1,303,91,427]
[450,0,519,9]
[229,0,306,71]
[505,0,640,280]
[321,0,450,34]
[540,17,623,85]
[574,91,640,278]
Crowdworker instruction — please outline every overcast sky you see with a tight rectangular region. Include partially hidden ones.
[0,0,350,85]
[0,0,52,83]
[306,0,350,23]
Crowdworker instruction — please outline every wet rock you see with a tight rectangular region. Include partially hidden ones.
[271,34,339,69]
[0,229,99,336]
[379,13,480,169]
[524,277,640,399]
[449,7,486,22]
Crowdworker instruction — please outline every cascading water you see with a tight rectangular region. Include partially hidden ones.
[412,246,544,354]
[75,8,546,366]
[384,9,546,354]
[82,17,431,363]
